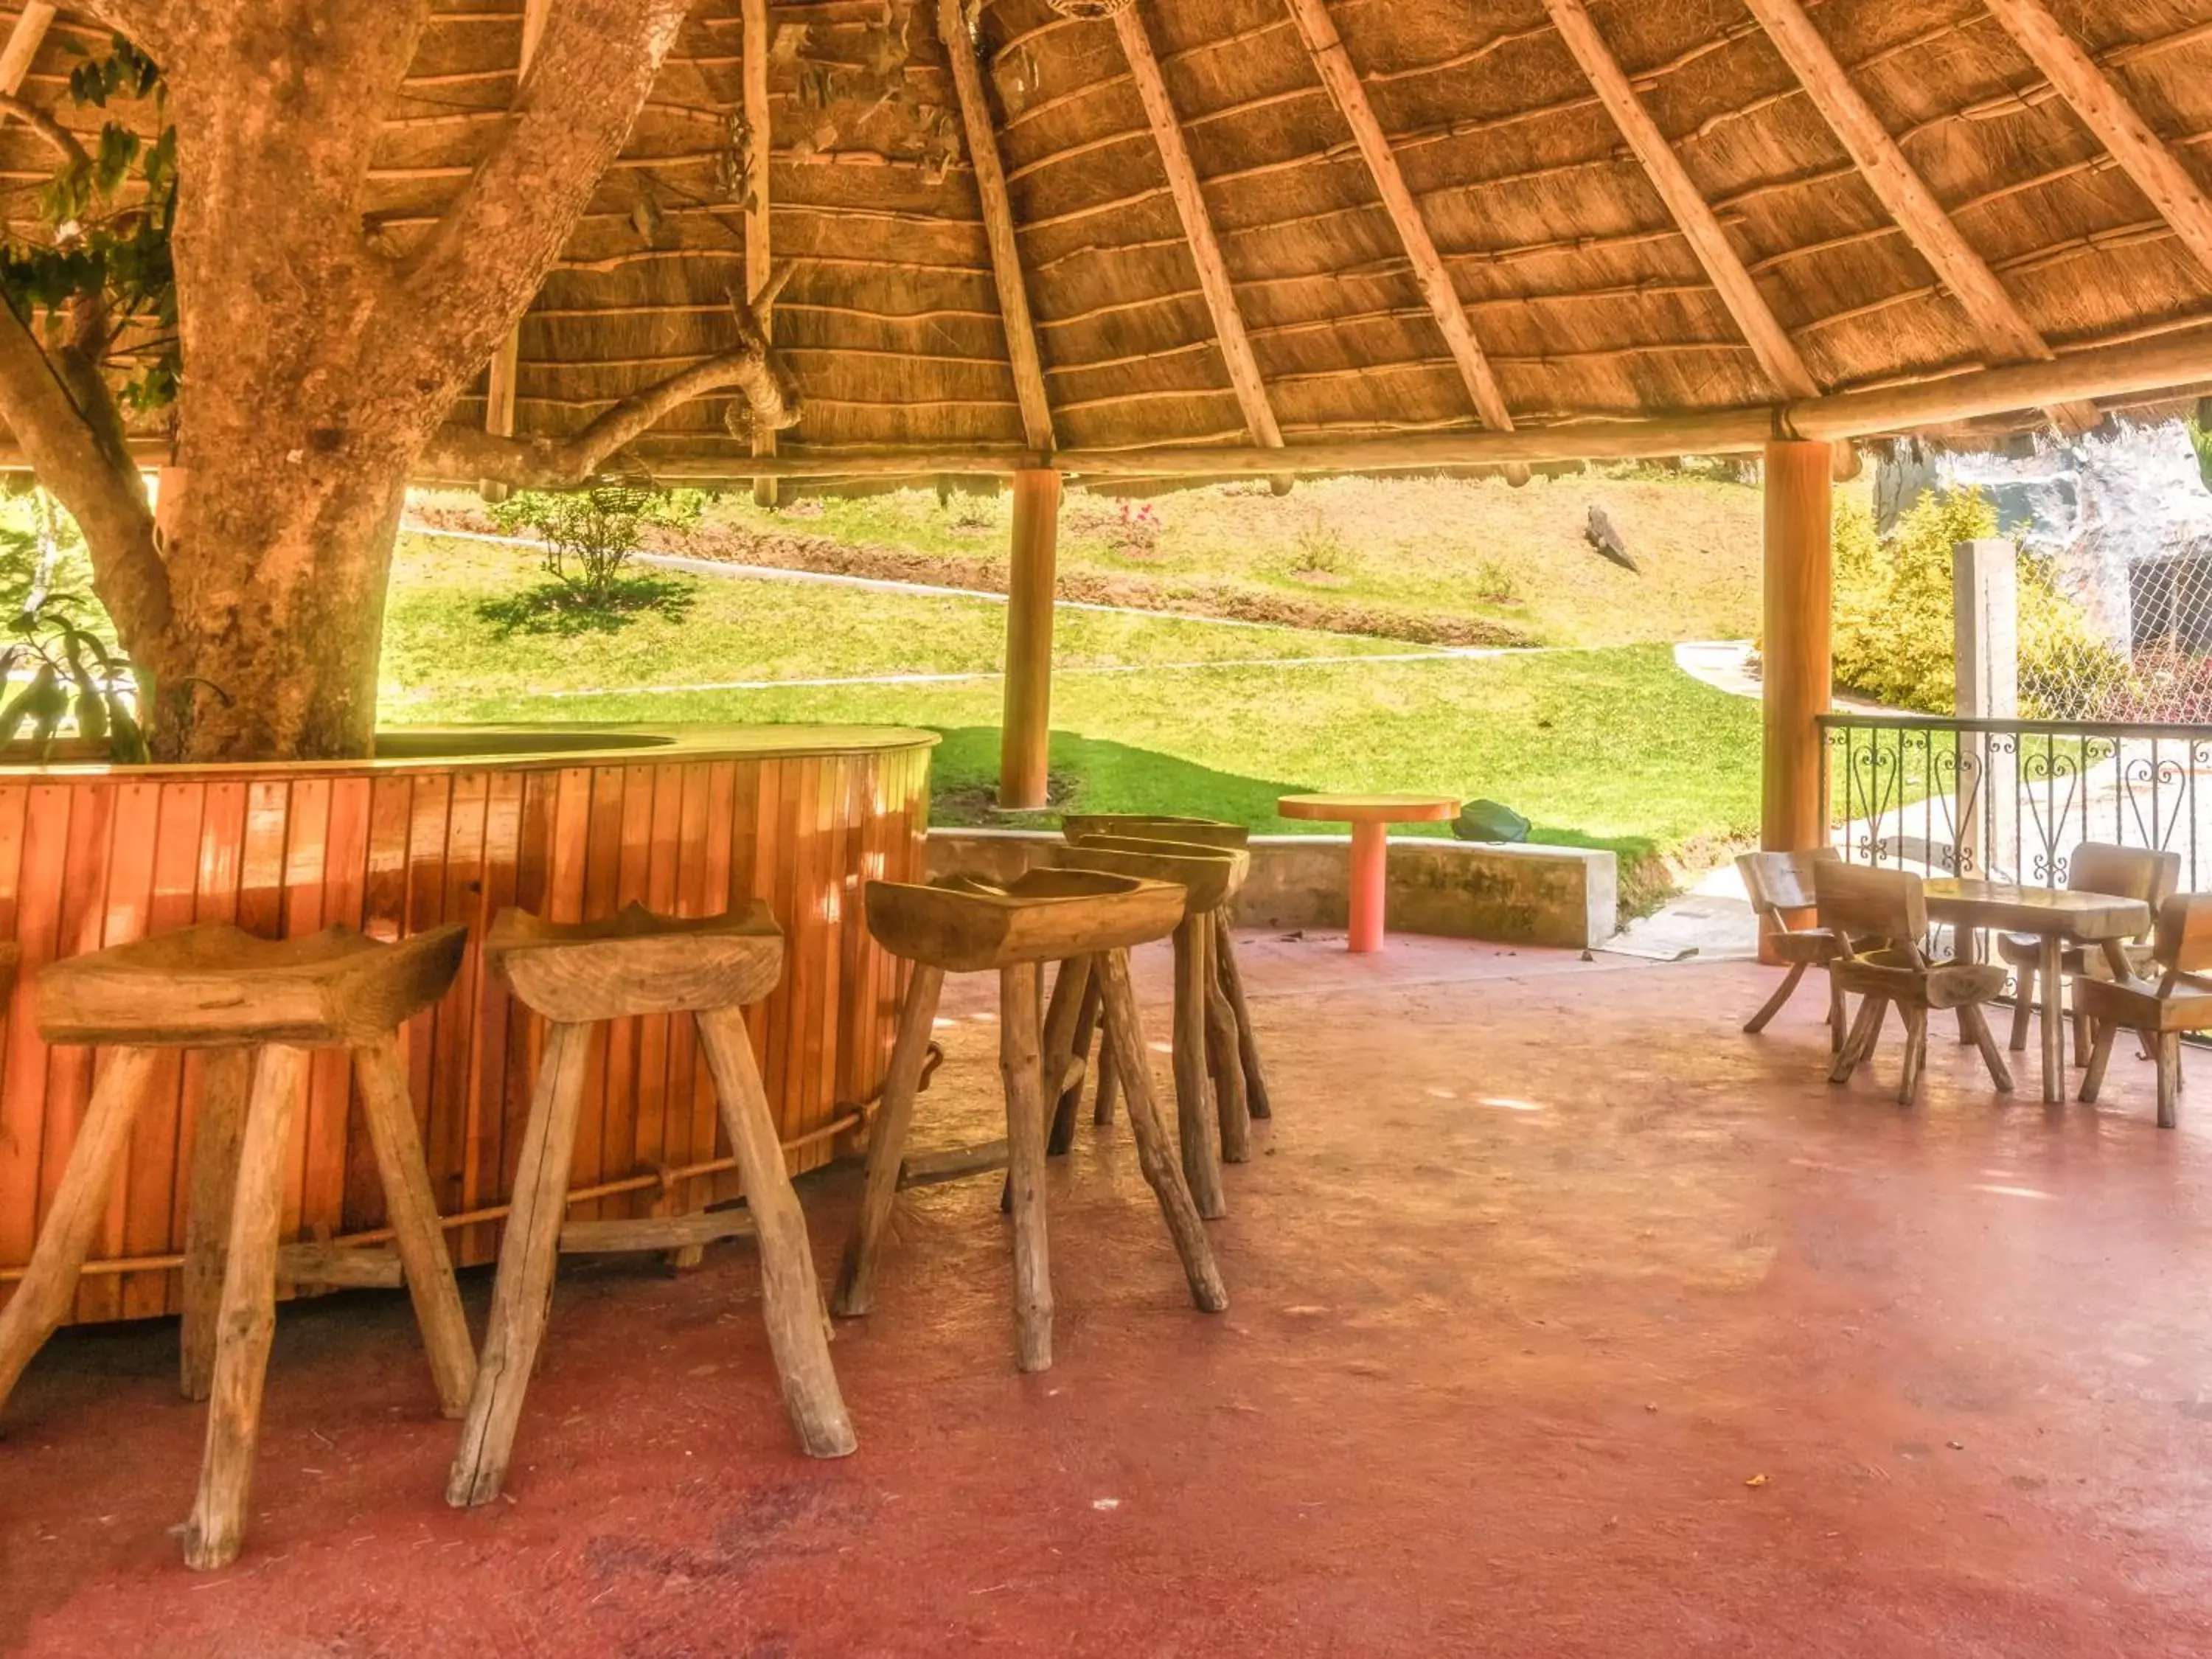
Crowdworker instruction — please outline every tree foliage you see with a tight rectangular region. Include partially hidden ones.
[0,34,178,413]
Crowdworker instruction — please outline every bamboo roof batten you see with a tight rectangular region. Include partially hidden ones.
[1283,0,1514,435]
[1980,0,2212,279]
[937,0,1054,451]
[1109,4,1285,454]
[1538,0,1820,403]
[0,5,52,100]
[1739,0,2095,431]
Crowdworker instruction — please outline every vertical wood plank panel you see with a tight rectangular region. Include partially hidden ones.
[50,781,114,1323]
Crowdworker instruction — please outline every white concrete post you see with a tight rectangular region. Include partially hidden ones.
[1953,537,2018,879]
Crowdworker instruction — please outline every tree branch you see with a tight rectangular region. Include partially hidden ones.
[0,93,86,166]
[74,1,183,68]
[419,279,799,490]
[0,297,168,636]
[393,0,696,389]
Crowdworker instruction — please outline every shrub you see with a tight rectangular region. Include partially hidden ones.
[1829,487,2125,717]
[488,481,700,608]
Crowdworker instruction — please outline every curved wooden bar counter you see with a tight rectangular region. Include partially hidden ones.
[0,725,936,1327]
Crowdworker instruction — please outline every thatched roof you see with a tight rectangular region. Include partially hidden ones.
[10,0,2212,479]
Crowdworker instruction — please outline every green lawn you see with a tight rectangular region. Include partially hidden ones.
[680,468,1774,649]
[381,531,1399,710]
[382,532,1762,901]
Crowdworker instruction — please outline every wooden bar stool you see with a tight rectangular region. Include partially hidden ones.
[832,869,1228,1373]
[0,923,476,1571]
[448,900,854,1509]
[1046,835,1251,1220]
[1062,814,1273,1123]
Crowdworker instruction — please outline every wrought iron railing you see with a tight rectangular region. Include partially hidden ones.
[1820,711,2212,888]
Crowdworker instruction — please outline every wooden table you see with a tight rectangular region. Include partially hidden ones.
[1921,879,2151,1105]
[1277,793,1461,953]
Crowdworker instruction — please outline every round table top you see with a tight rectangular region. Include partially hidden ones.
[1277,792,1461,824]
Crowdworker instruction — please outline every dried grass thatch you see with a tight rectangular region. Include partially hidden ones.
[7,0,2212,479]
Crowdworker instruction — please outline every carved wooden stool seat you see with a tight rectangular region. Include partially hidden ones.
[0,923,475,1571]
[832,869,1228,1372]
[447,900,855,1509]
[1046,833,1252,1220]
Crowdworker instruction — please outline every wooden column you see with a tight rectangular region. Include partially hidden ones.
[1761,440,1833,856]
[1000,469,1061,810]
[742,0,779,506]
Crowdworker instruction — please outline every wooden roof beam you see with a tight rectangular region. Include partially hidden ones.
[0,4,53,97]
[1284,0,1514,434]
[1981,0,2212,278]
[1110,6,1286,456]
[742,0,779,504]
[1744,0,2097,431]
[479,0,548,485]
[937,0,1054,454]
[1540,0,1820,402]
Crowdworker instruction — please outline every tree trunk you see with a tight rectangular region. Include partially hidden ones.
[152,449,408,762]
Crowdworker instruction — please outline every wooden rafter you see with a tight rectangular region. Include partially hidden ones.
[1742,0,2096,430]
[1981,0,2212,278]
[1111,6,1285,452]
[937,0,1054,453]
[1540,0,1820,401]
[743,0,778,502]
[479,0,549,466]
[1283,0,1513,432]
[0,4,52,98]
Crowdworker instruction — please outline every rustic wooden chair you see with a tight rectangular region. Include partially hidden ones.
[1815,864,2014,1106]
[1998,843,2180,1062]
[832,869,1227,1372]
[2076,893,2212,1128]
[0,925,475,1571]
[1735,846,1848,1048]
[1046,835,1252,1220]
[446,901,854,1511]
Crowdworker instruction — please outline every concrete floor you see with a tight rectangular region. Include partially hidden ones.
[5,932,2212,1656]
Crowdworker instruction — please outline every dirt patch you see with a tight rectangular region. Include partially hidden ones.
[406,503,1537,650]
[932,769,1079,827]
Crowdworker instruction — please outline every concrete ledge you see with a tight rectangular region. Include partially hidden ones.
[926,828,1617,950]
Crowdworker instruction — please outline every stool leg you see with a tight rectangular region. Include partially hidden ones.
[1043,954,1097,1157]
[184,1043,306,1571]
[999,964,1054,1372]
[832,964,945,1318]
[354,1033,476,1418]
[1204,931,1250,1165]
[181,1048,251,1402]
[696,1006,858,1453]
[1092,1031,1120,1126]
[1213,911,1271,1119]
[0,1046,159,1413]
[446,1020,593,1509]
[1095,950,1228,1314]
[1172,915,1226,1220]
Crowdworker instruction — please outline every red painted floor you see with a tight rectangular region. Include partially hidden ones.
[6,932,2212,1655]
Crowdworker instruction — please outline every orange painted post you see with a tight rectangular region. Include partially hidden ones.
[1761,440,1834,957]
[999,469,1062,810]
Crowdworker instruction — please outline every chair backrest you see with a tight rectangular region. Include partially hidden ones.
[1736,847,1839,928]
[2153,892,2212,977]
[2067,843,2182,917]
[1813,861,1927,963]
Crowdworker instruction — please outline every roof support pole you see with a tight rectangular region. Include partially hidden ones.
[1111,7,1287,470]
[1541,0,1820,403]
[1742,0,2096,430]
[1980,0,2212,277]
[937,0,1054,454]
[478,0,550,501]
[743,0,779,506]
[1000,467,1061,811]
[1761,439,1833,870]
